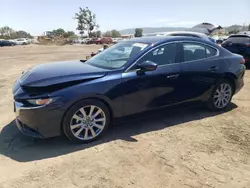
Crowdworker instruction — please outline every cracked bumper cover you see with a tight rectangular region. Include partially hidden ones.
[14,101,64,138]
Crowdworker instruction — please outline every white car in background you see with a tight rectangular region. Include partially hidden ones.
[112,38,123,44]
[78,38,91,44]
[14,38,28,45]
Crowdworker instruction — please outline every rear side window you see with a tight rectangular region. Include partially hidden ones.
[183,42,217,61]
[183,43,206,61]
[206,46,217,57]
[226,36,250,43]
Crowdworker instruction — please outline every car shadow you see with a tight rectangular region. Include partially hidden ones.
[0,103,237,162]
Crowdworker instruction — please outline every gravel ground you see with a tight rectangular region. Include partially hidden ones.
[0,45,249,188]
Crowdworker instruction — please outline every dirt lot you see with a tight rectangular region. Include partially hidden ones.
[0,45,250,188]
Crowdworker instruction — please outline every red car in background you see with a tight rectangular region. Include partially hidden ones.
[88,37,112,44]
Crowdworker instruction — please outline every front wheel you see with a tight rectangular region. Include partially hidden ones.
[63,99,110,143]
[207,79,233,111]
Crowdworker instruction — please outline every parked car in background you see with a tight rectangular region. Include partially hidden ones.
[85,38,97,44]
[112,38,123,44]
[78,38,91,44]
[0,40,16,47]
[167,31,217,43]
[83,38,92,44]
[143,31,216,43]
[25,38,32,44]
[216,39,224,46]
[191,22,222,35]
[91,37,112,44]
[13,36,245,143]
[222,34,250,66]
[237,31,250,35]
[14,38,28,45]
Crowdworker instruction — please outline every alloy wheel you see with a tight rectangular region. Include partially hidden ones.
[70,105,106,140]
[213,83,232,109]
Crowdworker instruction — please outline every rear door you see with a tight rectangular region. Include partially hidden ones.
[179,42,219,102]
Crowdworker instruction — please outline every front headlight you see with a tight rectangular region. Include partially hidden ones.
[27,98,56,106]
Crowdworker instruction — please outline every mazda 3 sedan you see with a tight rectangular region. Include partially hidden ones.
[13,36,245,143]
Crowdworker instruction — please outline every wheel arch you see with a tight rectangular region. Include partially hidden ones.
[220,72,237,94]
[60,95,114,134]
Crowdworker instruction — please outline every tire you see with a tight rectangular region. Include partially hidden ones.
[62,99,111,143]
[207,79,233,111]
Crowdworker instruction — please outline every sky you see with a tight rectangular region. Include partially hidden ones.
[1,0,250,35]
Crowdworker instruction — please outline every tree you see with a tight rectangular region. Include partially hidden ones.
[134,28,143,37]
[49,29,75,38]
[0,26,14,37]
[63,31,75,38]
[103,30,121,38]
[0,26,32,39]
[52,28,66,36]
[111,30,121,38]
[103,31,112,37]
[96,30,102,38]
[67,34,78,43]
[15,30,32,38]
[228,29,239,35]
[248,24,250,31]
[74,7,99,37]
[89,30,101,38]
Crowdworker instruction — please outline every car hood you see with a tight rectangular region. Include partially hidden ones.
[19,60,108,87]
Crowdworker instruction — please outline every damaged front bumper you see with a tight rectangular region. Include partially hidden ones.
[14,99,64,138]
[13,80,65,138]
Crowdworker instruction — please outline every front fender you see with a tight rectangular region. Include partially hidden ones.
[50,72,123,118]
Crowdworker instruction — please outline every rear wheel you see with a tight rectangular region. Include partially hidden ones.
[63,99,110,143]
[207,79,233,111]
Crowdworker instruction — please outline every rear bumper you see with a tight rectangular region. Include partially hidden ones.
[234,66,245,94]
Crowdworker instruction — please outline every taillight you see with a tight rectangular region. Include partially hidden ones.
[240,58,245,64]
[247,43,250,47]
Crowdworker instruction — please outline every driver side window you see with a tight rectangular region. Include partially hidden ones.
[137,43,176,67]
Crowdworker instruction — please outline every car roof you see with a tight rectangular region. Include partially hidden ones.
[166,31,207,37]
[237,31,250,35]
[143,31,208,37]
[228,34,250,38]
[127,36,215,45]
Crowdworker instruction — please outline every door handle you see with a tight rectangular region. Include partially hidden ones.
[208,66,218,72]
[167,74,179,79]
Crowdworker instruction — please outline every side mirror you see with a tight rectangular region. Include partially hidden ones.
[137,61,158,72]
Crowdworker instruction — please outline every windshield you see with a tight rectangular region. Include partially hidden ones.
[86,41,150,69]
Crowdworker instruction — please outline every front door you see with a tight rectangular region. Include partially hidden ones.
[122,42,182,116]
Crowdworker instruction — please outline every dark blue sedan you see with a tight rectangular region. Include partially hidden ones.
[0,40,16,47]
[13,36,245,143]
